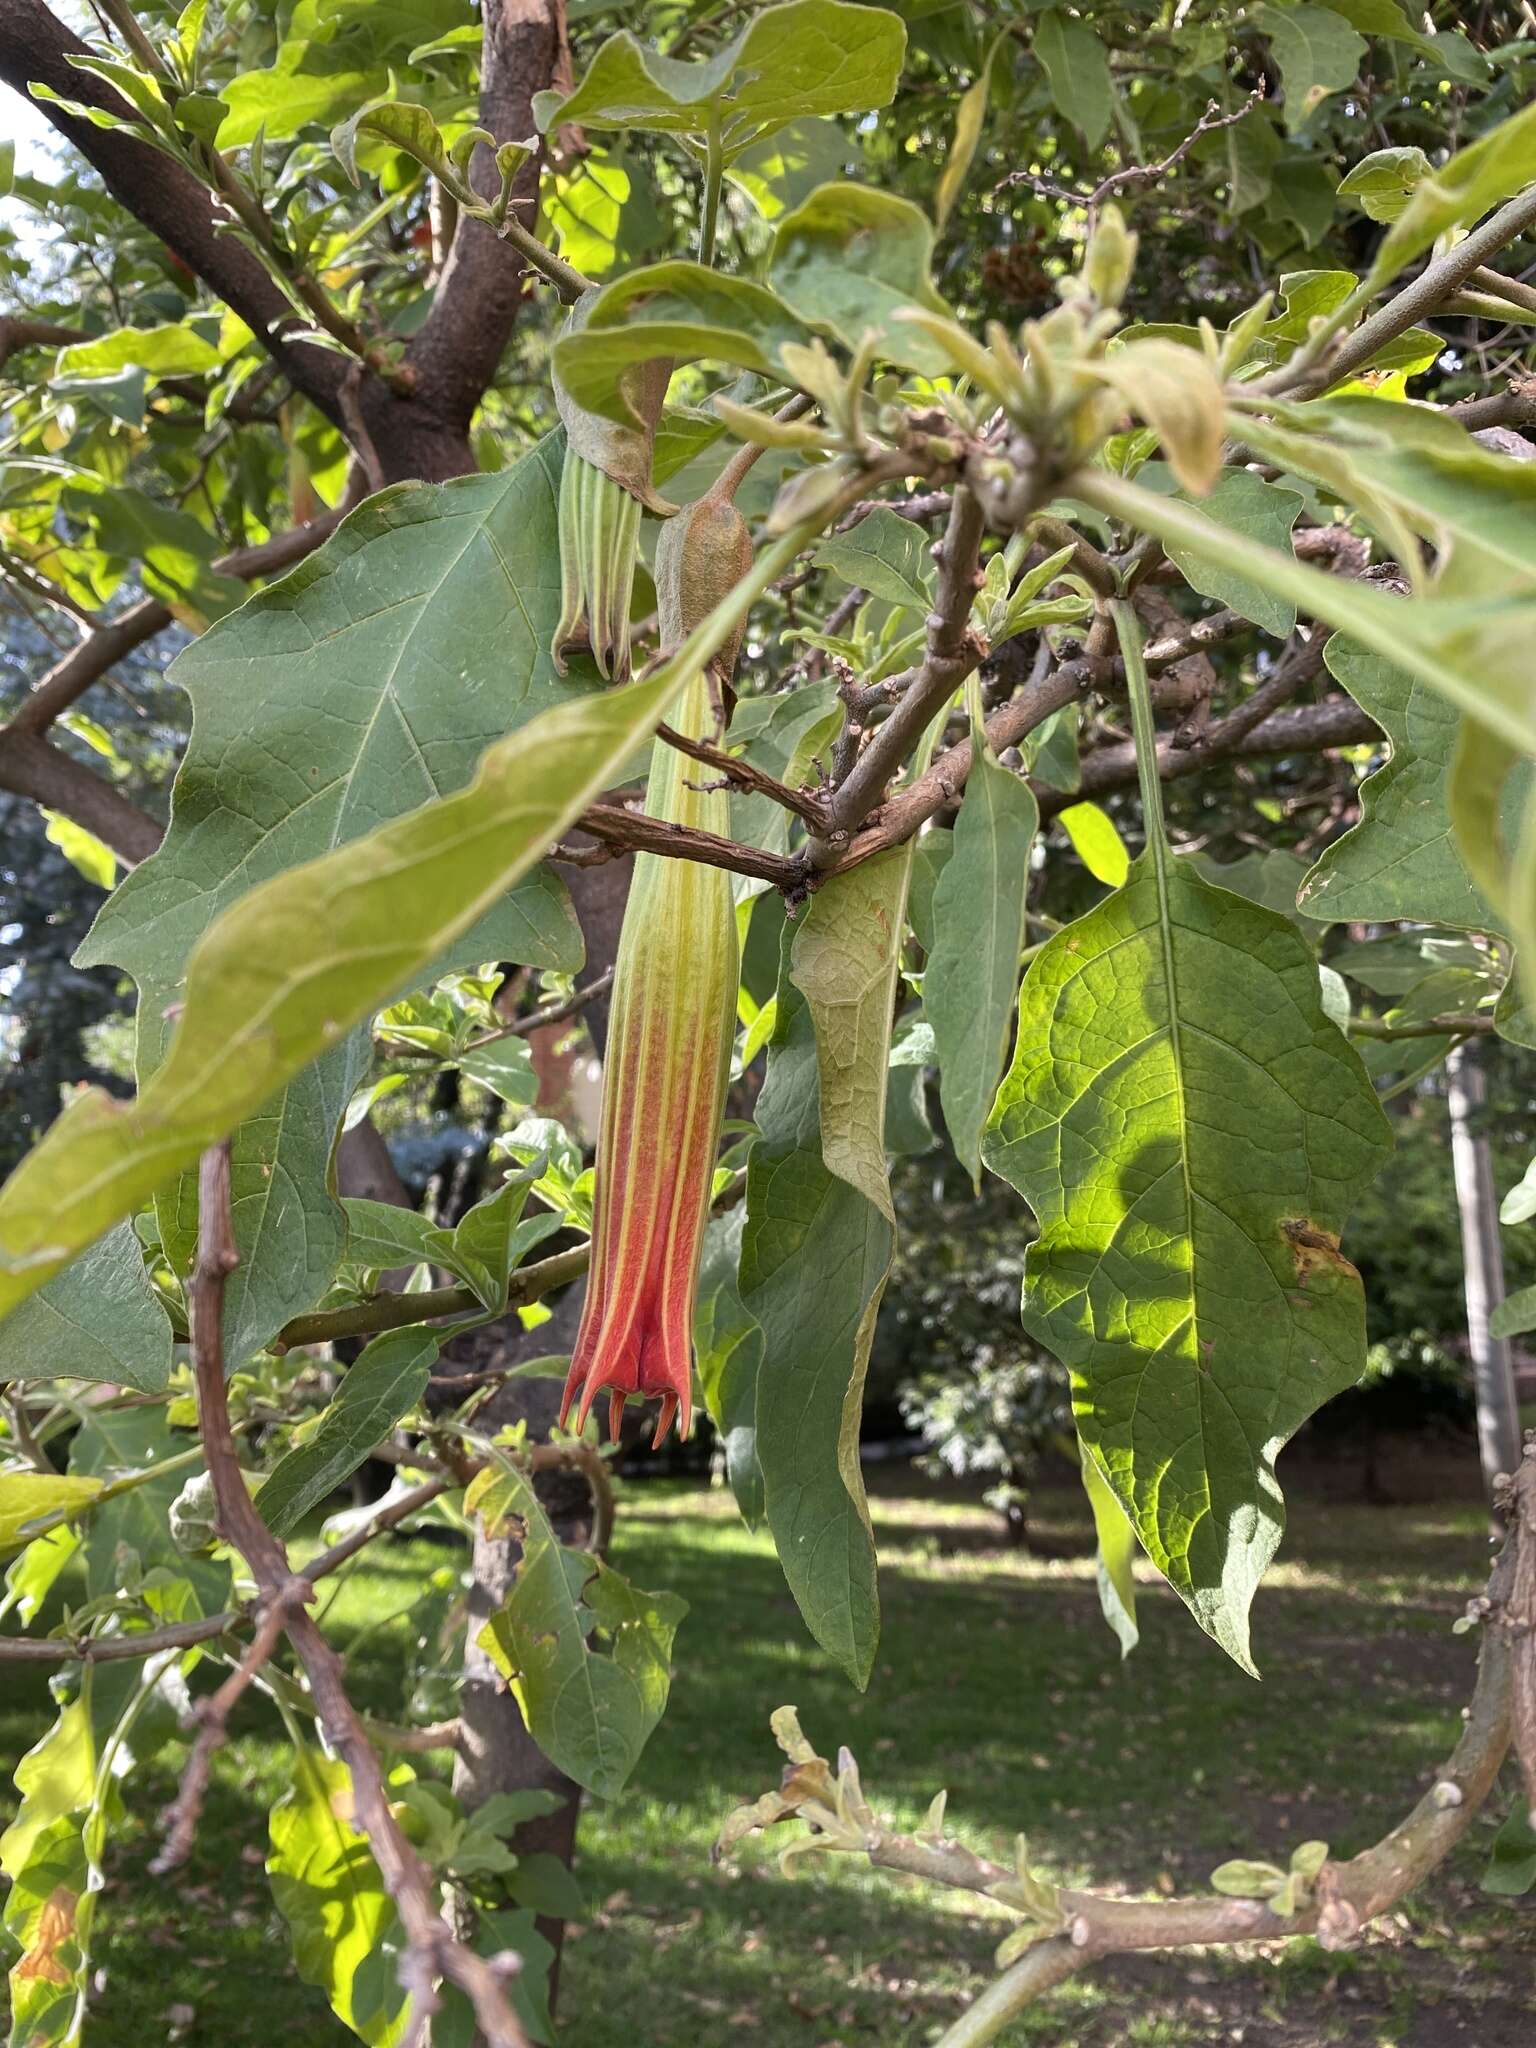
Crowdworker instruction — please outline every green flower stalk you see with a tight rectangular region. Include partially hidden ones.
[561,497,752,1446]
[551,295,672,681]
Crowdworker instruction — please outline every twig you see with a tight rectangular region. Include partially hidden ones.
[1349,1013,1495,1041]
[5,508,348,735]
[150,1576,313,1874]
[726,1505,1526,2047]
[574,802,802,886]
[997,92,1263,222]
[188,1144,528,2047]
[1260,183,1536,400]
[656,723,831,828]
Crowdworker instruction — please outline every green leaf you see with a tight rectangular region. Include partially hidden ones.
[1079,1436,1138,1657]
[533,0,906,153]
[554,264,813,429]
[1255,5,1366,130]
[1152,468,1305,638]
[1370,97,1536,284]
[1490,1284,1536,1340]
[0,551,772,1322]
[740,852,917,1685]
[256,1328,438,1538]
[907,826,954,954]
[267,1745,411,2046]
[694,1206,765,1527]
[74,443,588,1358]
[1483,1800,1536,1896]
[1193,849,1313,931]
[1,1667,169,2046]
[1058,800,1130,888]
[1338,144,1431,222]
[1093,341,1226,496]
[926,711,1038,1186]
[42,810,117,890]
[0,1472,103,1556]
[790,853,911,1217]
[769,183,951,374]
[1298,637,1525,930]
[434,1909,556,2047]
[813,507,935,612]
[472,1460,687,1800]
[935,33,1003,233]
[332,99,486,198]
[1034,9,1113,150]
[982,858,1392,1668]
[53,322,221,379]
[0,1222,171,1392]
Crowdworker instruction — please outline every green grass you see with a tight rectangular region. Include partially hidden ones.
[2,1480,1531,2047]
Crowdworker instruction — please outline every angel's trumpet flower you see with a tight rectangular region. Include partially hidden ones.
[560,497,752,1446]
[551,296,672,681]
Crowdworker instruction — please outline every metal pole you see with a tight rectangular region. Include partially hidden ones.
[1446,1040,1522,1497]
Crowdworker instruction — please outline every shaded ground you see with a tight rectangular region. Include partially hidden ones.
[1,1481,1530,2046]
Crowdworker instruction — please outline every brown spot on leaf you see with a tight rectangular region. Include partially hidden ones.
[16,1888,78,1986]
[1281,1219,1359,1287]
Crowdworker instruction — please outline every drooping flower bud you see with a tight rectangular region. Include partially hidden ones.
[560,497,753,1447]
[551,293,672,682]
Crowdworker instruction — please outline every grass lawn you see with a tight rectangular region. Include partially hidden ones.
[2,1477,1531,2047]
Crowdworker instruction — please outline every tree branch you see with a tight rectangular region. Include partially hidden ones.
[725,1502,1526,2048]
[5,507,347,736]
[1264,183,1536,400]
[188,1144,528,2047]
[0,730,164,864]
[399,0,569,447]
[807,483,988,871]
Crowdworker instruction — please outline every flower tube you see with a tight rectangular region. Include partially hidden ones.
[560,497,752,1445]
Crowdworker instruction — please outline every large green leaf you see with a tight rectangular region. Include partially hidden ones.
[267,1746,411,2047]
[0,1473,103,1557]
[54,323,221,379]
[1079,1438,1138,1658]
[925,708,1038,1188]
[1148,467,1305,638]
[1298,637,1524,929]
[982,858,1392,1668]
[1255,4,1366,130]
[256,1328,438,1539]
[0,1224,170,1392]
[532,0,905,154]
[1034,8,1112,148]
[0,610,753,1322]
[769,184,950,374]
[78,443,586,1360]
[740,851,915,1685]
[554,265,813,429]
[1,1670,163,2048]
[812,507,935,613]
[471,1461,686,1802]
[557,183,949,427]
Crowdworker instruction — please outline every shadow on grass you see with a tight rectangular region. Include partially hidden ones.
[1,1487,1526,2048]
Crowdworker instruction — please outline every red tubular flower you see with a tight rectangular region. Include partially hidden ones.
[560,498,750,1446]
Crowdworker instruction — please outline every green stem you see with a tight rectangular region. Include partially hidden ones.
[698,113,724,266]
[1110,597,1168,860]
